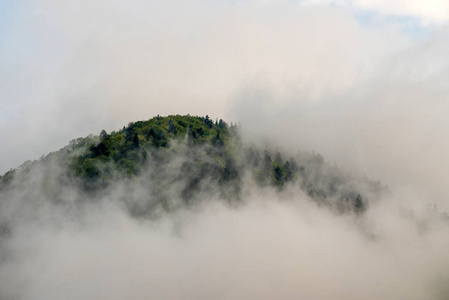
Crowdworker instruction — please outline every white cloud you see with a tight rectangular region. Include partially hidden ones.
[3,188,449,300]
[1,0,449,208]
[2,2,449,298]
[302,0,449,25]
[0,0,408,173]
[232,27,449,208]
[355,0,449,24]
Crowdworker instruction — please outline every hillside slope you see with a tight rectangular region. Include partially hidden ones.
[0,115,384,217]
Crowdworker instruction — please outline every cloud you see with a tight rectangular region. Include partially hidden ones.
[231,26,449,209]
[0,0,411,174]
[2,1,449,299]
[353,0,449,25]
[1,0,449,222]
[2,181,449,300]
[302,0,449,25]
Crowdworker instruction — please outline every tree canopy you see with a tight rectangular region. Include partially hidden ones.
[0,114,379,214]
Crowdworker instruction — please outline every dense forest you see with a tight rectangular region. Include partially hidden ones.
[0,115,385,217]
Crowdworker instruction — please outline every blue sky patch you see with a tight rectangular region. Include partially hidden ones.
[354,10,435,39]
[0,0,17,45]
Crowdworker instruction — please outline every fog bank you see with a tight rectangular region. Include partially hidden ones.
[1,176,449,300]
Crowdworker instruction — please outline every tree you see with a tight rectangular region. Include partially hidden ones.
[168,119,177,134]
[222,158,239,182]
[204,115,213,128]
[273,165,285,187]
[131,133,140,149]
[218,119,228,129]
[212,130,224,146]
[284,161,294,182]
[99,129,109,142]
[354,194,365,211]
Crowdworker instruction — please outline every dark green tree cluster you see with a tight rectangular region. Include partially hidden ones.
[68,115,236,186]
[0,114,374,214]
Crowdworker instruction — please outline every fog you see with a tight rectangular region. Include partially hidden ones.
[1,141,449,300]
[231,26,449,209]
[2,188,449,300]
[2,0,449,206]
[0,0,409,173]
[2,0,449,299]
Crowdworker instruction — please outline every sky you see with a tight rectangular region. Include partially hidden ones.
[1,0,449,204]
[3,2,449,299]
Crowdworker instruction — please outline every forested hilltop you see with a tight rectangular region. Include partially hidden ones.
[0,115,384,216]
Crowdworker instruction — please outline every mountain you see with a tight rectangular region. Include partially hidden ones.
[0,115,384,218]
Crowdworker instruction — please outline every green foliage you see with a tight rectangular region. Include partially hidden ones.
[0,169,16,189]
[0,114,380,214]
[64,115,236,189]
[272,163,286,188]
